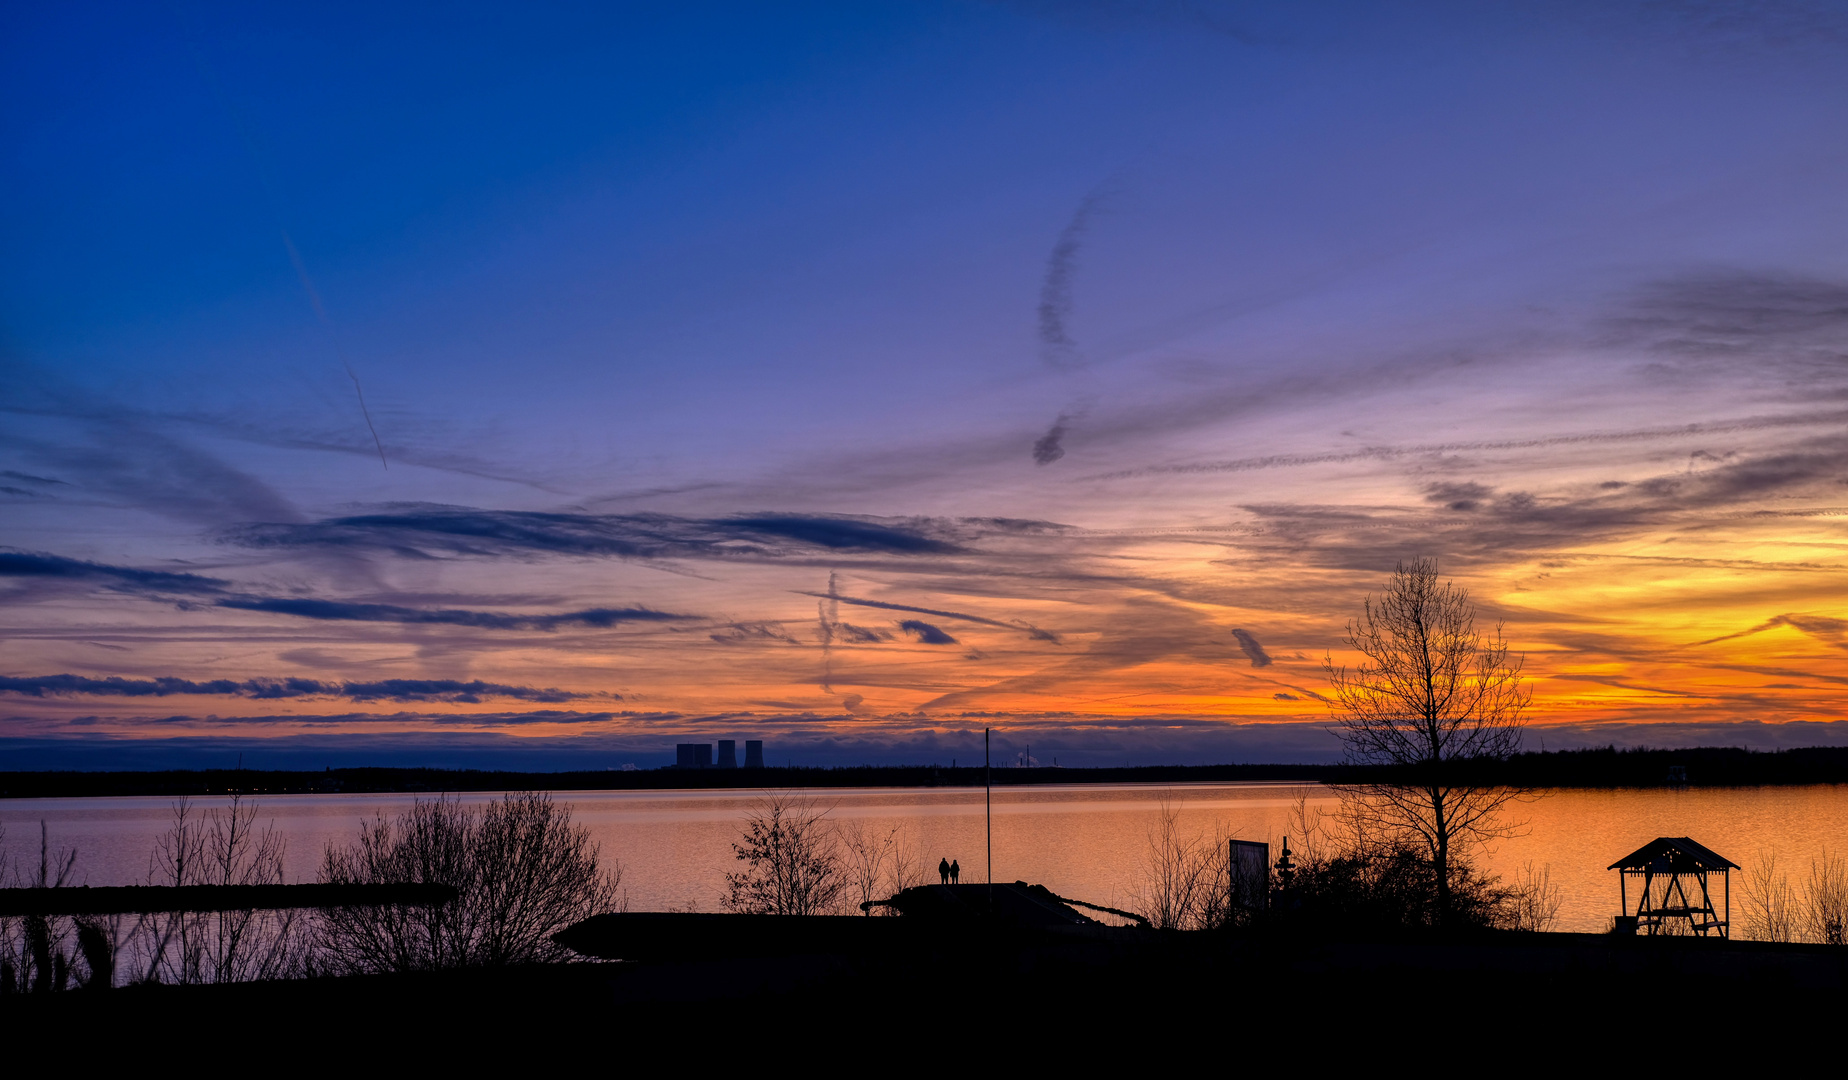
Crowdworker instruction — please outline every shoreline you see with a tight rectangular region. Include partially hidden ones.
[5,745,1848,799]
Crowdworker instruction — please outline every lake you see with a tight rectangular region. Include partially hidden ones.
[4,782,1843,933]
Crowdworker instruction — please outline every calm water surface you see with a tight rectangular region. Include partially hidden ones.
[5,783,1844,933]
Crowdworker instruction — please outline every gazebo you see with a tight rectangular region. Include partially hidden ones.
[1608,837,1737,938]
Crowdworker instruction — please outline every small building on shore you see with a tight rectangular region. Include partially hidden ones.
[1609,836,1737,937]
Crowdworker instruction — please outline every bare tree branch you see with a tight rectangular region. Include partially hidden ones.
[1322,558,1531,923]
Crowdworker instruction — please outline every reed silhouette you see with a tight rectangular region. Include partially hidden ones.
[0,821,91,993]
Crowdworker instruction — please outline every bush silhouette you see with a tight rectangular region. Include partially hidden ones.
[318,792,621,972]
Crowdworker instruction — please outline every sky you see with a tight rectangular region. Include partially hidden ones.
[6,1,1848,769]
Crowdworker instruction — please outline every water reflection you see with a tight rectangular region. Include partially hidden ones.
[5,783,1842,933]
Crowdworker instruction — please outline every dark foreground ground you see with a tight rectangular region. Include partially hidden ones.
[13,927,1846,1063]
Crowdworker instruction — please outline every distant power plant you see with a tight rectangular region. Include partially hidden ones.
[674,739,764,769]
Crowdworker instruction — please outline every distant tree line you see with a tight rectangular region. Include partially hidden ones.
[0,763,1326,799]
[7,746,1847,801]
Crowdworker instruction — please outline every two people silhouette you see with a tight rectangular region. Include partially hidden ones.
[937,857,961,885]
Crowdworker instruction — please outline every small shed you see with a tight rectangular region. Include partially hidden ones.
[1608,837,1738,938]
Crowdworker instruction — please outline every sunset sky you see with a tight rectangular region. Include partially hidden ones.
[7,1,1848,768]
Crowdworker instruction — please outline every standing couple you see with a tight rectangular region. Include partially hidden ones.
[937,857,961,885]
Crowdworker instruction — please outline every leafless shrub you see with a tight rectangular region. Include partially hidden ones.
[722,792,846,916]
[1507,862,1561,932]
[1192,828,1238,930]
[1135,800,1205,929]
[136,795,304,985]
[838,818,904,915]
[1737,846,1848,944]
[1274,789,1542,933]
[1133,797,1238,931]
[1804,849,1848,945]
[1742,849,1797,942]
[1288,790,1332,865]
[318,792,622,972]
[885,824,927,896]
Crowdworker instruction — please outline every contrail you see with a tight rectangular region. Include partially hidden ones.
[817,571,840,694]
[1087,411,1848,481]
[795,588,1061,642]
[175,11,387,469]
[1231,628,1272,668]
[279,231,389,468]
[1033,413,1071,466]
[1038,192,1106,370]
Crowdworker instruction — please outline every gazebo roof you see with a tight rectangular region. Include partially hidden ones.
[1608,836,1738,872]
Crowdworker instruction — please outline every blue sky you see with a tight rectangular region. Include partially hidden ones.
[7,2,1848,768]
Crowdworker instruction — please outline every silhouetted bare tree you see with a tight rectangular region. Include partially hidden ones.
[1323,558,1530,923]
[722,793,846,916]
[317,792,622,972]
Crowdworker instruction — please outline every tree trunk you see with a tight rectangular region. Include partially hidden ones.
[1432,785,1450,928]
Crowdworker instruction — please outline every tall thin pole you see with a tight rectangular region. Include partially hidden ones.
[985,728,993,899]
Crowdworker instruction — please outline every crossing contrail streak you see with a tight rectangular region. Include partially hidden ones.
[174,10,389,471]
[280,231,388,469]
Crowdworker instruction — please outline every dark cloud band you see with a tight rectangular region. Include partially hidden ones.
[214,597,688,631]
[1,550,227,593]
[226,507,962,560]
[0,674,590,703]
[3,549,695,632]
